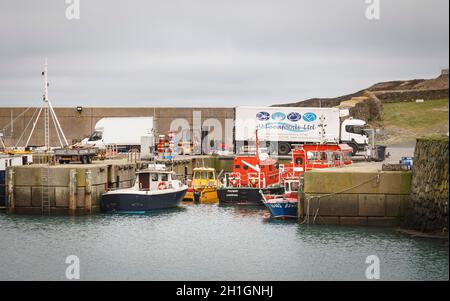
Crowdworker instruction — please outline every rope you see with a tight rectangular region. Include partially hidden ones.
[303,171,382,225]
[13,107,39,148]
[1,107,32,132]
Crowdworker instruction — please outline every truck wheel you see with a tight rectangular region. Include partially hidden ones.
[349,143,358,156]
[278,142,291,156]
[81,156,89,164]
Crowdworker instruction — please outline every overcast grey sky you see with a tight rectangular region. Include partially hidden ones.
[0,0,448,107]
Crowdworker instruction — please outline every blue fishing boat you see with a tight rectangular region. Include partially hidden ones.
[260,178,299,219]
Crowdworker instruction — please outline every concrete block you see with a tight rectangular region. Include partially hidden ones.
[311,216,340,225]
[306,194,358,216]
[55,187,69,208]
[31,187,55,207]
[386,194,409,217]
[368,217,401,227]
[14,187,31,207]
[358,194,386,216]
[340,216,368,226]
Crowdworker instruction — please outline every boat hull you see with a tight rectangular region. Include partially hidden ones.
[101,189,187,213]
[263,200,298,219]
[217,186,284,205]
[184,188,219,204]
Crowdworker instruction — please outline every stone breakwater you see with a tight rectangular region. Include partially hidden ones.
[406,136,449,233]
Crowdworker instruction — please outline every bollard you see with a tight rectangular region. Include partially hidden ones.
[68,169,77,215]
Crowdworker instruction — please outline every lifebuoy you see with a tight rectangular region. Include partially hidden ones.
[158,182,168,190]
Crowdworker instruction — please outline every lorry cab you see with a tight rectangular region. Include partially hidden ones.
[340,118,369,155]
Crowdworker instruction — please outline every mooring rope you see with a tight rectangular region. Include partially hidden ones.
[304,171,382,225]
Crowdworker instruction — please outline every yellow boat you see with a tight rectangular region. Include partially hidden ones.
[184,167,219,204]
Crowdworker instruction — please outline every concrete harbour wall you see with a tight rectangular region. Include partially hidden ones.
[301,170,412,226]
[7,163,136,215]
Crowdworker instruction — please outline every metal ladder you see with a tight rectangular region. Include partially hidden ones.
[41,167,51,215]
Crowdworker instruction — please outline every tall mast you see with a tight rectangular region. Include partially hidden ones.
[43,59,50,150]
[25,60,69,149]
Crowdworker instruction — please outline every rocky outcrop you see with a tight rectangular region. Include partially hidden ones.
[405,137,449,232]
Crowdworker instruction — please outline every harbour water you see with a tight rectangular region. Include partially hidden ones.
[0,204,448,281]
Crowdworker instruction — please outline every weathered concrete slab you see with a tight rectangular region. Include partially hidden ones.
[304,170,412,195]
[358,194,386,217]
[55,187,69,208]
[14,187,31,207]
[340,217,368,226]
[368,217,401,227]
[386,194,408,217]
[31,187,55,207]
[306,194,358,216]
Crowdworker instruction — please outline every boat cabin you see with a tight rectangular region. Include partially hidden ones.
[191,167,217,188]
[226,155,280,188]
[281,144,353,181]
[136,170,177,191]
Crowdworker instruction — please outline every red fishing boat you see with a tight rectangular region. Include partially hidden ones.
[218,131,284,205]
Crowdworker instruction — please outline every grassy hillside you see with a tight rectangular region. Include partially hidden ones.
[372,99,449,145]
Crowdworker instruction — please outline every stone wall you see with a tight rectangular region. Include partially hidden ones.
[374,89,449,103]
[405,137,449,232]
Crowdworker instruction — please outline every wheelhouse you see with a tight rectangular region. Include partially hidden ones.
[136,170,176,191]
[192,167,217,188]
[226,155,280,188]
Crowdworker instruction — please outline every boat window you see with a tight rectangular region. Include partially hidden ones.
[291,182,299,191]
[88,131,102,141]
[295,157,303,165]
[194,172,201,179]
[150,173,159,181]
[243,165,248,170]
[208,172,214,179]
[202,171,207,179]
[161,173,169,181]
[235,165,240,169]
[285,182,290,191]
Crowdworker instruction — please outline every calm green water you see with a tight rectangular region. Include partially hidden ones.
[0,205,448,281]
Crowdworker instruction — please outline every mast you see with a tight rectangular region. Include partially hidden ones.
[43,59,50,150]
[25,60,69,149]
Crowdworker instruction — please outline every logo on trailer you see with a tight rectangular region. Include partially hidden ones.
[271,112,286,121]
[287,112,301,122]
[256,112,270,121]
[303,112,317,122]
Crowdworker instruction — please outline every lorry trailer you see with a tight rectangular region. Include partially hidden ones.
[234,106,369,155]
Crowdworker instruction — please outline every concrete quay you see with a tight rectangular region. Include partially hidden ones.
[300,165,412,226]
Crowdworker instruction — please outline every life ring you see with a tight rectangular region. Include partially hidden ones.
[158,182,168,190]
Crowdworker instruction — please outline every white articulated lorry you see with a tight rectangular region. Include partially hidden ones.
[234,106,369,155]
[81,117,154,152]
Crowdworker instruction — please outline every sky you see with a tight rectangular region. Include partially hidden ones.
[0,0,448,107]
